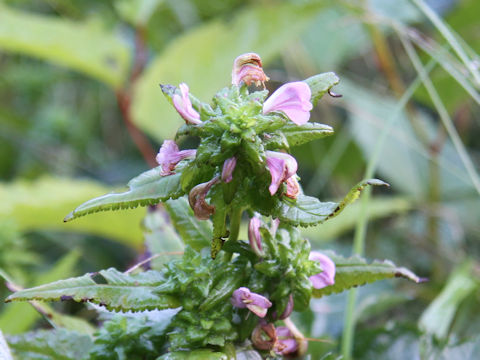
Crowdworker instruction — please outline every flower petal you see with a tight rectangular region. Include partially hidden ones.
[265,151,298,196]
[221,157,237,183]
[263,82,312,125]
[156,140,196,176]
[248,216,264,256]
[309,251,336,289]
[173,83,201,125]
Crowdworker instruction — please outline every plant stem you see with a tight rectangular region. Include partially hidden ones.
[229,207,243,243]
[341,59,437,360]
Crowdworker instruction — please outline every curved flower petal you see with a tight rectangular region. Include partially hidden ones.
[274,327,298,355]
[172,83,202,125]
[156,140,196,176]
[231,287,272,318]
[248,216,263,256]
[221,157,237,183]
[309,251,336,289]
[188,176,219,220]
[265,151,298,196]
[263,81,313,125]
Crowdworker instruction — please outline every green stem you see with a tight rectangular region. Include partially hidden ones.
[228,207,243,243]
[341,59,437,360]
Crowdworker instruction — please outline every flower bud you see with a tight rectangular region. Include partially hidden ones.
[274,327,299,355]
[263,81,313,125]
[232,53,269,87]
[278,294,294,320]
[188,176,219,220]
[285,176,300,199]
[173,83,202,125]
[248,216,264,257]
[221,157,237,183]
[156,140,196,176]
[309,251,336,289]
[231,287,272,318]
[251,321,277,351]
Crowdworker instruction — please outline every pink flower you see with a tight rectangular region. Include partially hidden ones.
[156,140,196,176]
[263,82,313,125]
[286,176,300,199]
[265,151,298,196]
[309,251,336,289]
[231,287,272,318]
[274,327,299,355]
[248,216,264,256]
[221,157,237,183]
[172,83,202,125]
[232,53,269,87]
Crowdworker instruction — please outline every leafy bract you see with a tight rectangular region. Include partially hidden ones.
[6,268,180,312]
[0,4,130,88]
[64,168,183,222]
[273,179,389,226]
[304,72,340,105]
[282,122,334,147]
[132,2,326,140]
[165,198,212,251]
[312,251,424,298]
[7,329,92,360]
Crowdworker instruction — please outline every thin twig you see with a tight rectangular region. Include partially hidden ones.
[124,251,184,274]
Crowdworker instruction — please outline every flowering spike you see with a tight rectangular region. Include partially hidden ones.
[309,251,336,289]
[265,151,298,196]
[221,157,237,183]
[172,83,202,125]
[156,140,196,176]
[232,52,269,87]
[231,287,272,318]
[248,216,264,256]
[263,81,313,125]
[188,176,219,220]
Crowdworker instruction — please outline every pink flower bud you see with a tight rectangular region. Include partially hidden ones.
[248,216,264,257]
[263,81,313,125]
[278,294,294,320]
[232,53,269,87]
[265,151,298,196]
[188,176,219,220]
[156,140,196,176]
[309,251,336,289]
[172,83,202,125]
[231,287,272,318]
[221,157,237,183]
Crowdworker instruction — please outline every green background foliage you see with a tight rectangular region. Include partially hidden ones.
[0,0,479,359]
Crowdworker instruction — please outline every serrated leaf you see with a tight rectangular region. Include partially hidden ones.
[282,122,334,147]
[0,4,130,88]
[6,268,180,312]
[158,349,228,360]
[165,197,212,251]
[312,251,424,298]
[273,179,389,226]
[304,72,340,105]
[7,329,92,360]
[64,168,184,222]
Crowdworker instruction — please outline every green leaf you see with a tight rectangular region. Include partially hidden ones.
[273,179,389,227]
[132,2,326,140]
[419,261,479,340]
[6,268,180,312]
[115,0,165,26]
[282,122,334,147]
[0,177,145,249]
[165,197,212,251]
[0,4,130,88]
[64,168,184,222]
[158,349,228,360]
[304,72,340,105]
[312,251,424,298]
[7,329,92,360]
